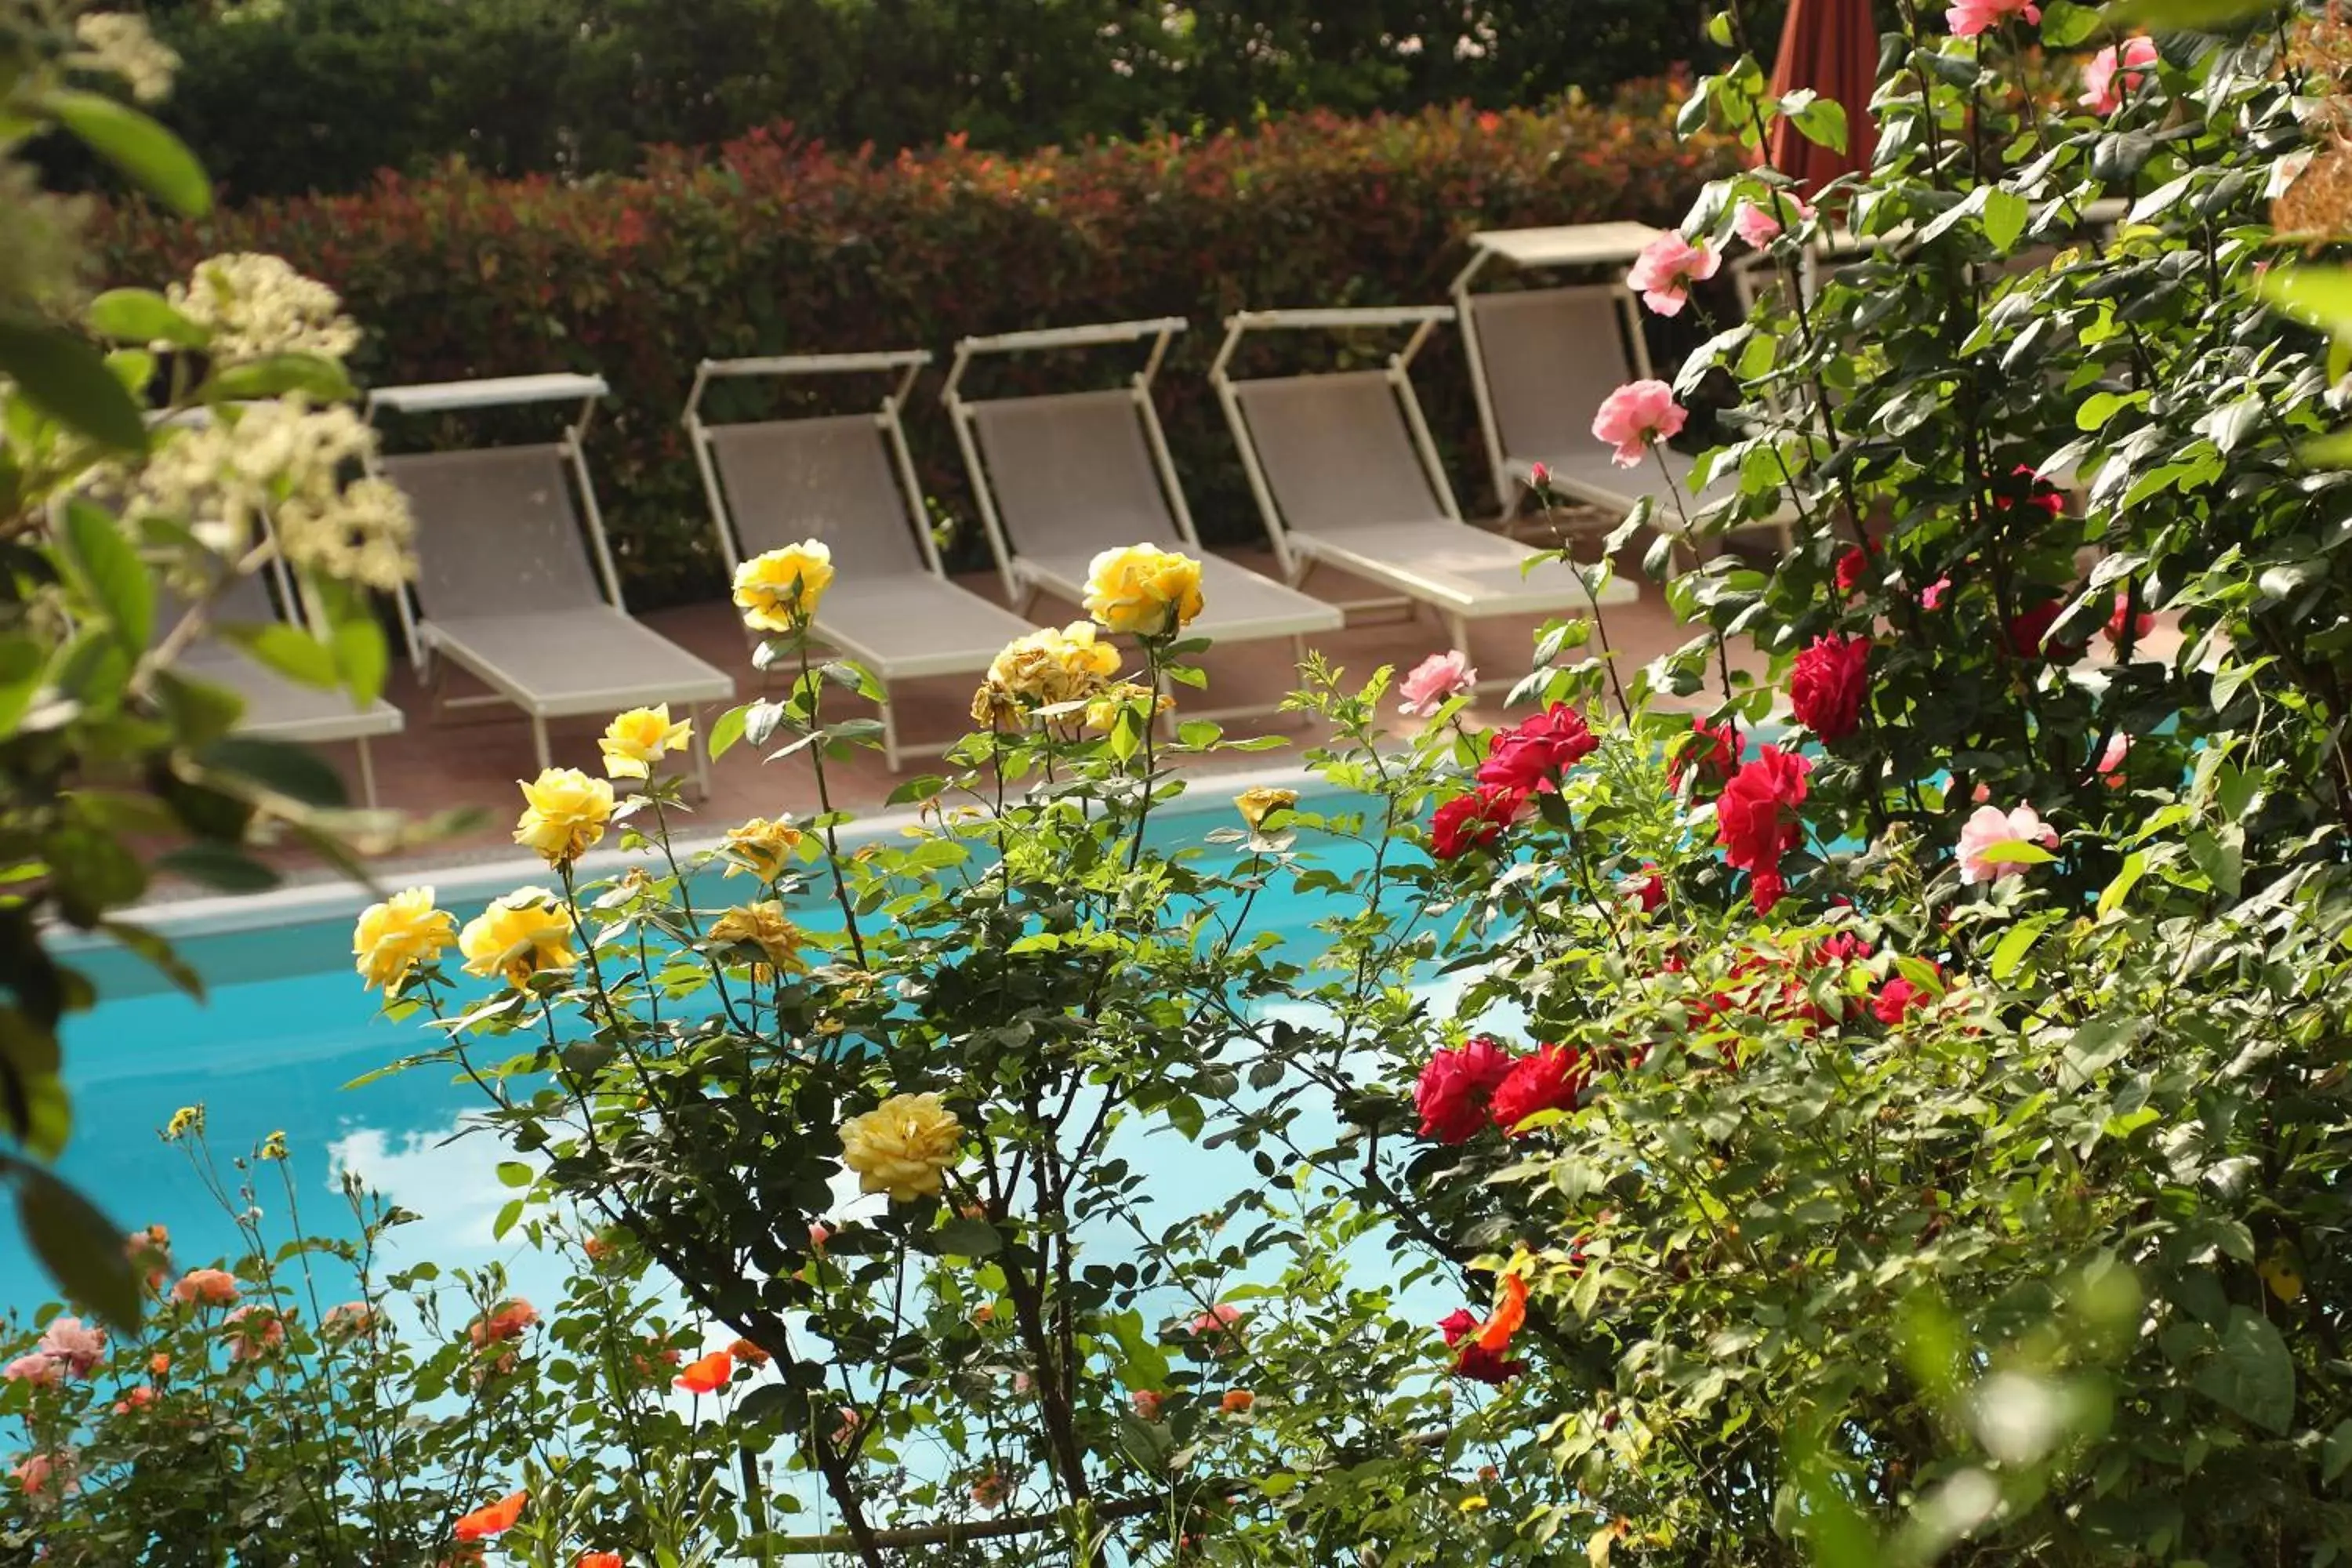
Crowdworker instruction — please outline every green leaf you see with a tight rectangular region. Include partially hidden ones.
[96,920,205,1001]
[16,1166,142,1332]
[709,703,750,761]
[934,1215,1002,1258]
[39,90,210,217]
[493,1197,524,1239]
[1983,187,2029,254]
[62,499,154,653]
[198,735,349,808]
[310,578,390,707]
[1778,90,1848,154]
[216,622,339,688]
[2325,1420,2352,1486]
[0,636,48,739]
[2253,266,2352,339]
[2193,1308,2294,1434]
[205,353,355,403]
[2096,850,2146,919]
[496,1160,534,1189]
[2103,0,2278,30]
[0,316,147,452]
[157,843,281,893]
[1989,914,2055,982]
[86,289,208,349]
[2040,0,2103,45]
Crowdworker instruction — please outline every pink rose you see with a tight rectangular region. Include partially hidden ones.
[171,1268,240,1308]
[111,1385,158,1416]
[34,1317,105,1379]
[1947,0,2041,36]
[1625,230,1722,317]
[2096,732,2131,779]
[1131,1388,1166,1421]
[1734,192,1814,248]
[1591,379,1688,468]
[1398,650,1478,717]
[2079,36,2159,114]
[223,1305,287,1363]
[1958,804,2060,884]
[9,1449,75,1501]
[1526,461,1552,489]
[2,1354,61,1388]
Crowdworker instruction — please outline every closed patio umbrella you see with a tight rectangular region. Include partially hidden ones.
[1764,0,1880,190]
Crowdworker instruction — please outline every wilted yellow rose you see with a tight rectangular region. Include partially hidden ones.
[352,886,456,991]
[839,1092,964,1202]
[971,622,1123,724]
[723,816,804,882]
[458,889,578,988]
[1083,544,1203,637]
[598,705,693,780]
[1083,681,1175,733]
[708,901,808,982]
[514,768,614,866]
[1234,786,1298,833]
[733,541,835,632]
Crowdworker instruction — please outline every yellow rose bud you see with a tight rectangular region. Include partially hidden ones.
[733,541,835,633]
[1082,544,1205,637]
[722,816,804,882]
[838,1092,964,1203]
[1234,786,1298,833]
[598,704,693,780]
[514,768,615,867]
[458,888,578,988]
[352,886,457,992]
[1083,681,1174,733]
[708,901,808,981]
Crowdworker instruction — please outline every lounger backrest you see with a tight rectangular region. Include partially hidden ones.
[1468,286,1639,466]
[376,445,608,622]
[1229,371,1448,535]
[152,554,284,657]
[702,416,928,577]
[964,390,1180,557]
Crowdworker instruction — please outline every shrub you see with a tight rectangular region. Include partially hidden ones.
[91,100,1740,608]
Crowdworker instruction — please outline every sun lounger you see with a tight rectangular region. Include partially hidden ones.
[367,373,732,791]
[683,350,1040,768]
[941,319,1343,710]
[1209,305,1635,658]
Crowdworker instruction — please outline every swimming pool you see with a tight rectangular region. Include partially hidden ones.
[2,775,1446,1326]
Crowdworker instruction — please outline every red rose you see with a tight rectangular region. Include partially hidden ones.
[1872,962,1941,1025]
[1835,545,1873,595]
[2103,590,2154,647]
[1431,784,1526,860]
[1414,1036,1516,1144]
[1490,1044,1589,1136]
[2004,600,2083,662]
[1749,868,1787,915]
[1996,464,2065,518]
[1669,717,1740,791]
[1628,866,1665,912]
[1475,704,1598,793]
[1715,746,1811,876]
[1788,634,1871,742]
[1438,1308,1527,1384]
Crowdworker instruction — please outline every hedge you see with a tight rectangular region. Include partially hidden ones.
[94,96,1740,610]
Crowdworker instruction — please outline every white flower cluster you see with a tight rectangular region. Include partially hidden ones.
[167,254,361,363]
[71,12,180,105]
[124,401,415,592]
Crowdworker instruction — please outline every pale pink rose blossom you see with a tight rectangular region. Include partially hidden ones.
[1947,0,2040,37]
[1131,1388,1166,1420]
[1625,231,1722,316]
[1958,803,2060,884]
[171,1268,240,1308]
[2097,732,2131,777]
[2,1354,60,1388]
[1399,651,1478,717]
[223,1305,286,1363]
[35,1318,104,1379]
[1591,380,1688,468]
[111,1385,158,1416]
[322,1301,377,1337]
[10,1449,75,1501]
[1734,192,1814,248]
[1190,1302,1245,1338]
[2079,37,2159,114]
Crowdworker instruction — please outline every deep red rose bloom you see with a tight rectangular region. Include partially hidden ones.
[2005,600,2084,662]
[1436,1308,1526,1385]
[1749,868,1787,915]
[1788,634,1871,742]
[1475,704,1598,793]
[1715,746,1811,873]
[1835,545,1873,595]
[1670,717,1740,790]
[1997,464,2065,518]
[1813,931,1873,966]
[1431,784,1526,860]
[1414,1036,1517,1144]
[1629,866,1665,912]
[1490,1044,1589,1136]
[1872,961,1942,1025]
[2103,590,2154,647]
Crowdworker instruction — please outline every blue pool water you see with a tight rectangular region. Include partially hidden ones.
[3,786,1450,1327]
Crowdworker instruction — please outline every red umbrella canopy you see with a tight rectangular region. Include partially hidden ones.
[1765,0,1881,190]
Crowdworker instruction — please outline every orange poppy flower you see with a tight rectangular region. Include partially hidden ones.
[1475,1272,1527,1353]
[577,1554,624,1568]
[452,1490,528,1541]
[674,1349,734,1394]
[726,1338,771,1366]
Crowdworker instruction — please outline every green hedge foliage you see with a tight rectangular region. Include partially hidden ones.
[94,99,1738,608]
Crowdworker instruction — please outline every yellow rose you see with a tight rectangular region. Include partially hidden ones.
[723,816,804,882]
[1234,786,1298,833]
[1083,681,1174,733]
[514,768,614,867]
[838,1092,964,1203]
[352,886,456,991]
[708,901,808,981]
[971,622,1123,723]
[458,889,578,988]
[1083,544,1204,637]
[733,541,835,633]
[598,704,693,780]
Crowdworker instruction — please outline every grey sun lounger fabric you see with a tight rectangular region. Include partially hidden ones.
[1226,370,1634,613]
[700,415,1035,681]
[377,444,733,721]
[168,566,405,748]
[963,390,1343,641]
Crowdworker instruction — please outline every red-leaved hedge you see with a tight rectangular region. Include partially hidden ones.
[96,96,1737,608]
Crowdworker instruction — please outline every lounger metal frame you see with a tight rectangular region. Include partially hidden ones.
[365,372,718,793]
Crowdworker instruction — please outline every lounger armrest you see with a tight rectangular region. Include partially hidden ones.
[953,318,1189,356]
[1225,306,1454,332]
[368,373,609,415]
[697,351,931,378]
